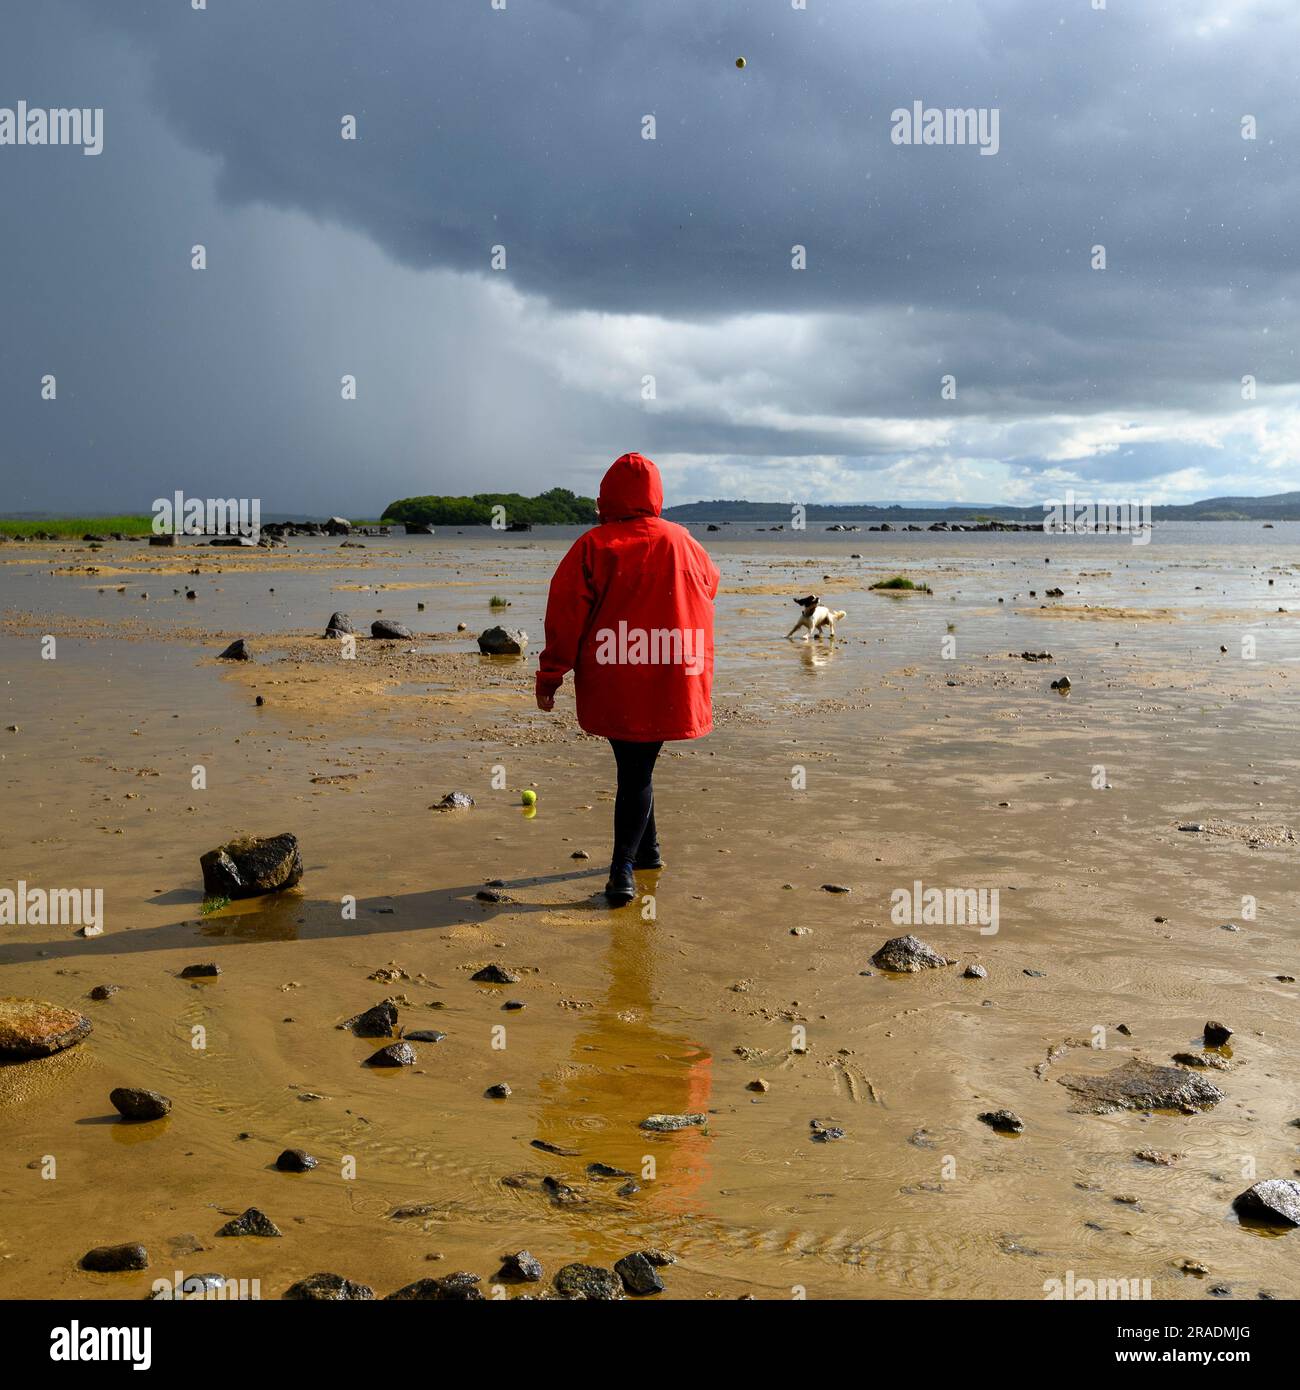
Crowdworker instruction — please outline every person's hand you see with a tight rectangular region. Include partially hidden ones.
[536,691,555,712]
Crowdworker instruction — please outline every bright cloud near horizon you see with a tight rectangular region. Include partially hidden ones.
[1,0,1297,513]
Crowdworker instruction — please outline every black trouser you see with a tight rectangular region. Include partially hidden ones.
[609,739,663,865]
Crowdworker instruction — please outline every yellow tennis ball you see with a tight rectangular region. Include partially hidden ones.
[521,789,537,807]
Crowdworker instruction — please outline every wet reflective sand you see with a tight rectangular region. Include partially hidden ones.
[1,529,1298,1299]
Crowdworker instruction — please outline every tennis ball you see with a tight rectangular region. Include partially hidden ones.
[521,789,537,807]
[735,56,746,69]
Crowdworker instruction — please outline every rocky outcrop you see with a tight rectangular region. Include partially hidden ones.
[1057,1058,1225,1115]
[0,997,92,1058]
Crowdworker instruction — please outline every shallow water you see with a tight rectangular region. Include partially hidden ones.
[1,531,1297,1300]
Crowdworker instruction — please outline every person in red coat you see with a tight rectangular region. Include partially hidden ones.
[535,453,720,905]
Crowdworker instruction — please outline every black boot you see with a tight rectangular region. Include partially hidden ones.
[633,803,663,869]
[604,858,636,906]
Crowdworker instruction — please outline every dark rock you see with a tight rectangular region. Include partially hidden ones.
[553,1263,623,1300]
[403,1029,446,1044]
[109,1087,172,1122]
[472,963,519,984]
[341,1001,398,1037]
[89,984,120,1001]
[495,1250,544,1283]
[477,626,527,655]
[963,963,987,979]
[1050,675,1071,691]
[151,1273,229,1299]
[200,832,303,899]
[283,1272,374,1300]
[821,883,851,894]
[1233,1180,1300,1228]
[640,1113,707,1132]
[614,1251,665,1295]
[433,791,475,811]
[870,934,953,973]
[810,1120,845,1142]
[275,1148,317,1172]
[365,1042,416,1066]
[371,619,412,640]
[485,1082,512,1099]
[179,963,221,978]
[978,1109,1024,1133]
[80,1242,148,1273]
[1057,1058,1225,1114]
[324,516,352,535]
[1204,1021,1233,1047]
[586,1162,633,1179]
[530,1139,580,1156]
[1172,1050,1231,1071]
[323,611,354,636]
[217,639,250,660]
[149,533,177,547]
[0,997,93,1057]
[385,1272,483,1300]
[216,1207,281,1237]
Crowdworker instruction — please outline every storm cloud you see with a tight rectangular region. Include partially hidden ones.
[1,0,1297,511]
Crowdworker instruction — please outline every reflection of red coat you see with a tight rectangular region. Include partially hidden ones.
[536,454,719,742]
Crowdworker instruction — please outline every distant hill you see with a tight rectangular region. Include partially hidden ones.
[662,492,1300,524]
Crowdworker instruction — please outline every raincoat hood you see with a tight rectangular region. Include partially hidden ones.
[598,452,663,522]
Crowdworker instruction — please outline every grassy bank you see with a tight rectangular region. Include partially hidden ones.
[0,516,156,538]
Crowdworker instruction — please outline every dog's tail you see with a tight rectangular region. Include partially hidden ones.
[833,610,847,621]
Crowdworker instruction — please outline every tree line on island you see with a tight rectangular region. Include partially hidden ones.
[381,488,596,527]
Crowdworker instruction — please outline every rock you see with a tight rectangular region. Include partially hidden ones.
[210,536,257,548]
[217,639,251,660]
[747,1079,769,1093]
[179,963,221,979]
[149,534,176,547]
[403,1029,446,1044]
[640,1113,707,1132]
[614,1251,665,1295]
[1178,823,1206,833]
[1204,1021,1233,1047]
[1233,1180,1300,1228]
[477,626,528,655]
[275,1148,317,1172]
[821,883,851,894]
[283,1272,374,1300]
[200,832,303,899]
[385,1272,483,1300]
[471,963,518,984]
[978,1109,1024,1133]
[365,1042,416,1066]
[870,935,953,973]
[1050,675,1071,691]
[109,1087,171,1122]
[88,985,119,1001]
[553,1263,623,1300]
[324,516,352,535]
[340,1001,398,1037]
[0,997,93,1057]
[152,1273,229,1299]
[1135,1149,1179,1166]
[1057,1058,1225,1114]
[495,1250,544,1283]
[963,963,988,979]
[371,619,412,639]
[1172,1050,1231,1071]
[323,611,354,636]
[216,1207,281,1237]
[810,1120,845,1141]
[432,791,475,811]
[586,1162,633,1178]
[485,1082,512,1099]
[80,1242,148,1272]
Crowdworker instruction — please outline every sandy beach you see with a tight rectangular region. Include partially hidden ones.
[1,525,1297,1301]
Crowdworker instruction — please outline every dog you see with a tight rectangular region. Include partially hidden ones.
[787,595,847,641]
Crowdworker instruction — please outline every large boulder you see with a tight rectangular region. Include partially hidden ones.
[1233,1180,1300,1228]
[324,516,352,535]
[870,935,953,973]
[478,626,528,655]
[0,998,93,1058]
[324,611,354,637]
[371,619,413,640]
[200,833,303,899]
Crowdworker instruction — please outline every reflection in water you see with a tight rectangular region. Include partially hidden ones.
[532,899,713,1263]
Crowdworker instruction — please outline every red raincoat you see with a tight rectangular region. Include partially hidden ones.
[536,453,719,742]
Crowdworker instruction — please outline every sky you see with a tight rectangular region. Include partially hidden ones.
[1,0,1297,513]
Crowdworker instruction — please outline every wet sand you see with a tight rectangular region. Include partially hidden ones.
[1,530,1298,1300]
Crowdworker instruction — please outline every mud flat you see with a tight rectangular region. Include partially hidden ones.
[1,530,1298,1299]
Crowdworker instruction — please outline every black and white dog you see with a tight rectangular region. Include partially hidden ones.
[787,594,847,641]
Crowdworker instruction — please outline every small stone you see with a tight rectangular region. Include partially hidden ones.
[614,1251,665,1296]
[432,791,475,811]
[341,1001,398,1037]
[821,883,851,894]
[88,985,119,1001]
[495,1250,544,1283]
[385,1272,484,1300]
[217,639,250,660]
[472,963,519,984]
[80,1242,149,1272]
[1135,1149,1179,1166]
[963,963,987,979]
[109,1087,172,1122]
[283,1272,374,1300]
[747,1079,769,1093]
[1178,823,1206,833]
[365,1042,416,1067]
[553,1263,622,1300]
[215,1207,281,1237]
[978,1109,1024,1134]
[485,1082,512,1099]
[275,1149,317,1172]
[403,1029,446,1043]
[870,935,953,973]
[810,1120,845,1142]
[640,1113,707,1132]
[1232,1179,1300,1228]
[371,619,413,640]
[179,963,221,978]
[1203,1021,1233,1047]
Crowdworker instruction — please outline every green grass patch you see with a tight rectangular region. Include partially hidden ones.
[200,895,231,916]
[0,515,156,538]
[870,575,933,594]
